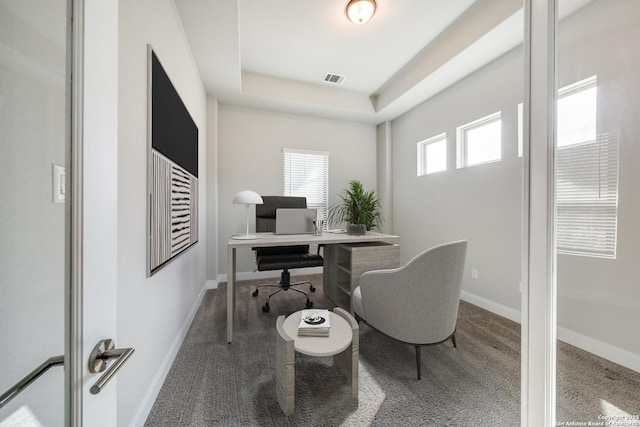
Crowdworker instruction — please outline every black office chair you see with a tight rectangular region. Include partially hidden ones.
[251,196,323,312]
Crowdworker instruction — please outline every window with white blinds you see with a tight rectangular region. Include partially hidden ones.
[556,76,619,258]
[283,148,329,222]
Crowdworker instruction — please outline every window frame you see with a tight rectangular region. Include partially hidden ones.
[556,75,597,148]
[456,111,502,168]
[417,133,447,176]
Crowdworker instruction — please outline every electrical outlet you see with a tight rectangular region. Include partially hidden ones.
[471,268,478,279]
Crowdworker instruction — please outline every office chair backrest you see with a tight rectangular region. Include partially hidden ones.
[256,196,307,233]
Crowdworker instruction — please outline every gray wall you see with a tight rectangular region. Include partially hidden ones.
[390,0,640,369]
[376,121,394,235]
[216,105,377,276]
[391,48,524,314]
[555,0,640,366]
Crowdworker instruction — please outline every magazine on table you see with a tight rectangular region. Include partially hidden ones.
[298,309,331,336]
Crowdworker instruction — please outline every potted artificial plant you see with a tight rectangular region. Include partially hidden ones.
[327,180,383,235]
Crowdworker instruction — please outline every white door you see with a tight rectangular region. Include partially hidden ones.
[77,0,120,425]
[1,1,121,425]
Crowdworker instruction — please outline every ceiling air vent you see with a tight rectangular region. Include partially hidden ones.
[323,73,346,85]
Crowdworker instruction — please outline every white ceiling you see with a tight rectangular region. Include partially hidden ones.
[238,0,477,94]
[174,0,590,125]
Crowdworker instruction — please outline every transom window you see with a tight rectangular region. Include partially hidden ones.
[557,77,597,148]
[456,112,502,168]
[417,133,447,176]
[283,148,329,222]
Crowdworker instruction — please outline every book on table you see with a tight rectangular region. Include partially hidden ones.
[298,309,331,336]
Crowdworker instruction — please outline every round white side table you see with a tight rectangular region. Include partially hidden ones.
[275,308,359,415]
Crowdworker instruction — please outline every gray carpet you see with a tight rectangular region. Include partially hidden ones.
[145,275,640,426]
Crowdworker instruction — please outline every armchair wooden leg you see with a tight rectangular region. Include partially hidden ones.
[415,345,421,380]
[451,333,457,348]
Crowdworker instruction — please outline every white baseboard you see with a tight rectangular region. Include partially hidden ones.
[557,326,640,373]
[460,290,639,374]
[129,279,212,427]
[460,290,521,324]
[216,266,323,284]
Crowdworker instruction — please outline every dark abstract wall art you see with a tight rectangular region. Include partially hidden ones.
[147,46,199,276]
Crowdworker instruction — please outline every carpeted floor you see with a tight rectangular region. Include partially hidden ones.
[144,275,640,426]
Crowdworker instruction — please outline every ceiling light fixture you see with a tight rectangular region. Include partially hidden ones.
[346,0,376,25]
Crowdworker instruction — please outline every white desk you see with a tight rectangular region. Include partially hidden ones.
[226,231,399,342]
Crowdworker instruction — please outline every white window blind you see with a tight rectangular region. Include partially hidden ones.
[556,76,619,258]
[283,148,329,221]
[417,133,447,176]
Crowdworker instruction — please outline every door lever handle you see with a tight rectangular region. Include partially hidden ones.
[88,339,135,395]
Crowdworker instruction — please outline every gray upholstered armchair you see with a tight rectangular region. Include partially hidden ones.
[351,240,467,380]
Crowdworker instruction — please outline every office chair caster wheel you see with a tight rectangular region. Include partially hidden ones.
[305,300,313,308]
[309,285,316,292]
[252,289,259,297]
[262,303,270,312]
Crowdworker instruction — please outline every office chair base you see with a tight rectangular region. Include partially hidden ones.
[259,287,314,312]
[252,281,315,296]
[261,299,313,312]
[262,300,313,313]
[252,270,315,312]
[251,269,316,313]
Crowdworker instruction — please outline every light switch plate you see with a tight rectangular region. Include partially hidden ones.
[53,164,66,203]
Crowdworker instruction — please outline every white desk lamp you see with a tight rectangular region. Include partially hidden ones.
[232,190,263,240]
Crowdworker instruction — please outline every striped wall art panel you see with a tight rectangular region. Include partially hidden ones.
[150,150,198,272]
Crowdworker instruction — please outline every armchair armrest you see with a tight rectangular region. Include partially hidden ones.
[354,241,467,345]
[357,268,417,341]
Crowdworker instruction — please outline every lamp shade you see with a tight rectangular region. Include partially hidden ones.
[231,190,263,240]
[233,190,263,205]
[346,0,376,25]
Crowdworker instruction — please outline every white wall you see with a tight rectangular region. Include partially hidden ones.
[206,96,219,280]
[390,0,640,370]
[555,0,640,367]
[117,0,208,425]
[391,48,524,314]
[217,105,377,275]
